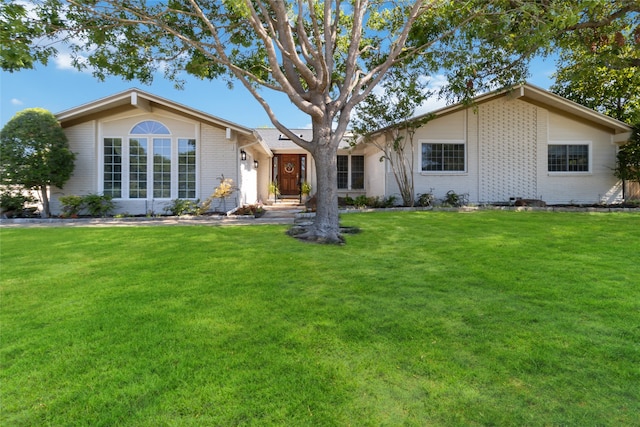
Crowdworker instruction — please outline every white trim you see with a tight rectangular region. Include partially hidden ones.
[547,140,592,175]
[337,154,365,190]
[98,126,199,201]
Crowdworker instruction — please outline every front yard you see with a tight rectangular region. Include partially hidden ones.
[1,211,638,425]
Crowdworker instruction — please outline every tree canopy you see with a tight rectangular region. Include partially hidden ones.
[549,2,640,125]
[0,108,75,218]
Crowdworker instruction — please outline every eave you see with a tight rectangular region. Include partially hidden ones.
[55,88,255,136]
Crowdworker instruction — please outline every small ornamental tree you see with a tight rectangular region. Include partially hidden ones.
[615,124,640,196]
[352,68,431,207]
[0,108,75,218]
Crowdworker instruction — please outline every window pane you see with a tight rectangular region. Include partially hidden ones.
[351,155,364,189]
[103,138,122,198]
[548,144,588,172]
[568,145,588,171]
[422,143,464,171]
[129,138,148,198]
[153,138,171,198]
[337,155,348,189]
[548,145,565,172]
[422,143,440,171]
[178,139,196,198]
[443,144,465,171]
[131,120,170,135]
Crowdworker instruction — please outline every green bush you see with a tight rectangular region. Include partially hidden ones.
[0,189,35,213]
[417,191,434,207]
[346,195,397,209]
[164,199,200,216]
[59,195,84,217]
[443,190,468,207]
[59,194,115,217]
[82,194,115,217]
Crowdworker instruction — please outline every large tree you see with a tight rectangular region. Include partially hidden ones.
[430,0,639,101]
[549,0,640,125]
[550,50,640,124]
[4,1,636,241]
[2,0,488,243]
[0,108,75,218]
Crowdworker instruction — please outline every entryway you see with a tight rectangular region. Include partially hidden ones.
[273,154,307,196]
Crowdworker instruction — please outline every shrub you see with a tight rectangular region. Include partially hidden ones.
[234,204,265,216]
[353,195,371,208]
[379,195,397,208]
[301,181,312,196]
[443,190,468,207]
[82,193,115,217]
[164,199,199,216]
[0,189,35,213]
[59,195,84,217]
[417,191,434,207]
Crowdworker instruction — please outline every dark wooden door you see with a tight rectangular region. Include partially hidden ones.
[278,154,301,195]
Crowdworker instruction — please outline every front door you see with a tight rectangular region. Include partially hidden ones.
[275,154,304,195]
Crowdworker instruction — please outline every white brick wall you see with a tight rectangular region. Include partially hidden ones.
[478,99,538,202]
[200,124,239,211]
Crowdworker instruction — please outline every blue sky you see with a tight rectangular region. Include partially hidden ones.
[0,55,558,130]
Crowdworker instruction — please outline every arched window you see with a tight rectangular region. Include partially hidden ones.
[130,120,170,135]
[103,120,197,201]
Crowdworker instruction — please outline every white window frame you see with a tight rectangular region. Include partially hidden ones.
[419,139,467,174]
[547,141,592,175]
[99,121,198,200]
[337,154,364,190]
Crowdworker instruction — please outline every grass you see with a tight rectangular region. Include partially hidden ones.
[1,210,639,426]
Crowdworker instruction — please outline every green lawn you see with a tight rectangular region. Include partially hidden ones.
[1,211,639,426]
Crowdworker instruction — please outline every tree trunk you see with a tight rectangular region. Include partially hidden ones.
[40,184,50,218]
[296,123,343,244]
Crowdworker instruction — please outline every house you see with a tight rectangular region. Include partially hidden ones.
[362,83,633,205]
[53,89,272,216]
[253,128,368,201]
[50,83,632,216]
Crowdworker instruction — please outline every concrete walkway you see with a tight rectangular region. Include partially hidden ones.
[0,204,305,228]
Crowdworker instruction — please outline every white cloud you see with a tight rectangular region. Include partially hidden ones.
[413,74,449,116]
[11,98,24,106]
[54,52,76,70]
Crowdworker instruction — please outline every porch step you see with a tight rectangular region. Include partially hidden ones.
[268,198,304,207]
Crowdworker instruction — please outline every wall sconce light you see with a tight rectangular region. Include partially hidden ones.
[240,150,247,161]
[254,160,259,169]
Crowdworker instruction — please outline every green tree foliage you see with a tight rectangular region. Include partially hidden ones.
[4,1,635,240]
[556,0,640,71]
[0,1,64,71]
[0,108,75,218]
[424,1,639,101]
[551,50,639,124]
[549,0,640,125]
[615,125,640,185]
[1,0,462,243]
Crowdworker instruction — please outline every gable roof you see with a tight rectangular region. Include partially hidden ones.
[55,88,256,136]
[371,83,632,143]
[255,128,313,151]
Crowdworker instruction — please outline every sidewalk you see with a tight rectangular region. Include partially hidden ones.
[0,204,306,228]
